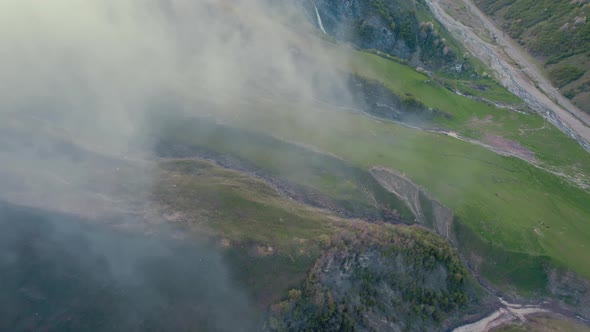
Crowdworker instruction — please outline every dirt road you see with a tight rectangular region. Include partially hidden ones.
[425,0,590,152]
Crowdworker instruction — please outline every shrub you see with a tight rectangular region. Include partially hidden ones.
[549,66,585,88]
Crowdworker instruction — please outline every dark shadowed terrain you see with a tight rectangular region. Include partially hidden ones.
[0,202,260,332]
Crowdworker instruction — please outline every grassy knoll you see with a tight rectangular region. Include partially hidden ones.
[449,78,524,104]
[270,222,484,331]
[348,50,516,114]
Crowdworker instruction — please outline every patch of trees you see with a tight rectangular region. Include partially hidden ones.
[417,21,457,68]
[564,81,590,110]
[268,224,476,331]
[550,65,585,88]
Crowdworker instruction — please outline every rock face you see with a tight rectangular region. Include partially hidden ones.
[346,75,452,123]
[370,167,456,244]
[315,0,418,59]
[298,0,463,70]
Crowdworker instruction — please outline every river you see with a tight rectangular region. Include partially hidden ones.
[424,0,590,153]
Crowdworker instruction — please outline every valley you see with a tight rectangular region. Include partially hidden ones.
[1,0,590,331]
[425,0,590,152]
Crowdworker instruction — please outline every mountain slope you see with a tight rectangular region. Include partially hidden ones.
[2,0,590,330]
[307,0,475,75]
[473,0,590,114]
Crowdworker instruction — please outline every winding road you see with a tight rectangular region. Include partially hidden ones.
[425,0,590,152]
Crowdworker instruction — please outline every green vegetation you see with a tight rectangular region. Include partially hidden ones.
[371,0,418,50]
[269,224,482,331]
[166,50,590,295]
[7,1,590,327]
[349,50,513,115]
[419,191,437,229]
[448,79,524,104]
[564,79,590,100]
[415,0,486,77]
[474,0,590,56]
[454,220,551,295]
[347,50,590,178]
[155,89,590,298]
[153,159,480,320]
[550,65,585,88]
[154,159,346,305]
[343,0,476,74]
[152,42,590,297]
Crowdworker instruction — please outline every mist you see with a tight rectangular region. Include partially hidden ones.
[0,201,260,331]
[0,0,357,330]
[0,0,356,209]
[0,0,349,147]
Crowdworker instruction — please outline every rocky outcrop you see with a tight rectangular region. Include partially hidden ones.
[370,167,456,244]
[313,0,418,59]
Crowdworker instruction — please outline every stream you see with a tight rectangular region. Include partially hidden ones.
[314,4,327,34]
[423,0,590,153]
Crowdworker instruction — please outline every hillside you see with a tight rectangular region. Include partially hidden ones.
[0,156,491,331]
[1,0,590,331]
[472,0,590,114]
[269,224,485,331]
[307,0,476,75]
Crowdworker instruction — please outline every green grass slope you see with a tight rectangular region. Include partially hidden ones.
[347,51,590,181]
[154,159,344,306]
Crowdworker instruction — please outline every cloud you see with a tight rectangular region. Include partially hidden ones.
[0,0,347,146]
[0,0,361,219]
[0,1,355,329]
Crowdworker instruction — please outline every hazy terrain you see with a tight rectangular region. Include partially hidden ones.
[1,0,589,331]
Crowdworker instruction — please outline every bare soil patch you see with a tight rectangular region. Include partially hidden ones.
[484,134,536,162]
